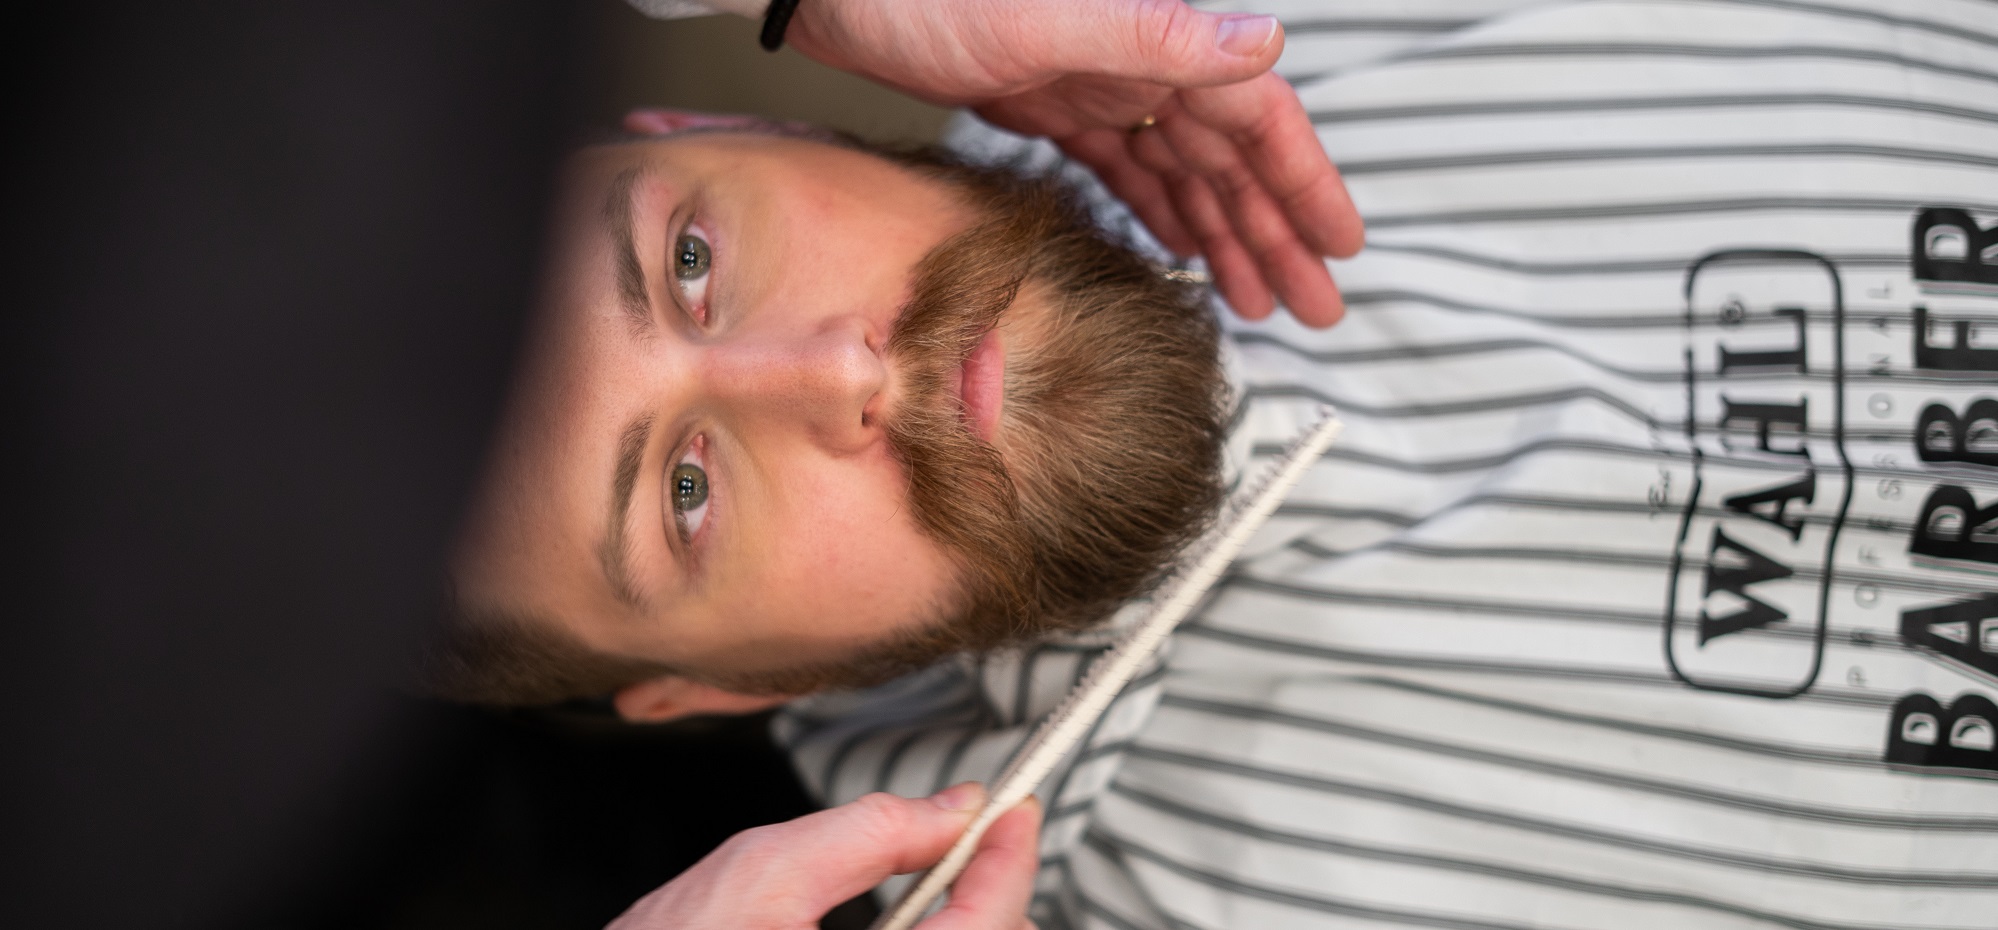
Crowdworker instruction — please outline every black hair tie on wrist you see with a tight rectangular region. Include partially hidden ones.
[760,0,801,51]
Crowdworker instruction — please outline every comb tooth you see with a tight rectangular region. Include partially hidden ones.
[870,409,1341,930]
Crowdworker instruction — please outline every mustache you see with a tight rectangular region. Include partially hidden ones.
[885,267,1017,431]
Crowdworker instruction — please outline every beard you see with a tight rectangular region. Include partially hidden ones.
[880,176,1228,653]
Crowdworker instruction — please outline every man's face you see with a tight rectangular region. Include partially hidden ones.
[452,132,996,682]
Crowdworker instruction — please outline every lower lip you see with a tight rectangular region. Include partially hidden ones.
[959,329,1005,442]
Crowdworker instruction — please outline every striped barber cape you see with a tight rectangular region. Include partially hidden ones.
[775,1,1998,927]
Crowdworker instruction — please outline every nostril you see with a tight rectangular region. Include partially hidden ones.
[860,393,883,430]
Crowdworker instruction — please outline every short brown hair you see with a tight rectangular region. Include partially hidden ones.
[425,143,1227,704]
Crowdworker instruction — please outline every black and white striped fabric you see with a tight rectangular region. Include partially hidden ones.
[776,1,1998,927]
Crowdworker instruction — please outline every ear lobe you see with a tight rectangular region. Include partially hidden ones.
[612,675,793,723]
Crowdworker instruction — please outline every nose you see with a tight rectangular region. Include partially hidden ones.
[699,320,888,454]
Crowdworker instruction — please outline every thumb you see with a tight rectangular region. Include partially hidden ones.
[1017,0,1282,87]
[761,784,990,914]
[605,784,988,929]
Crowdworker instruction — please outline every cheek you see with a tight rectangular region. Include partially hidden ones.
[763,454,955,631]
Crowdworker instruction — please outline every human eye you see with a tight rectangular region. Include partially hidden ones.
[671,223,713,323]
[668,435,712,541]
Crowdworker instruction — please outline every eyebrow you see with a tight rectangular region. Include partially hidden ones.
[596,414,653,607]
[604,165,653,332]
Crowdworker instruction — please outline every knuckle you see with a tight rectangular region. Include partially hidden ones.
[1209,165,1258,198]
[708,825,816,911]
[1124,0,1202,69]
[849,792,915,841]
[714,823,783,871]
[1217,97,1283,145]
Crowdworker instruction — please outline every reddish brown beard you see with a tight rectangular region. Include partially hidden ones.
[877,173,1227,657]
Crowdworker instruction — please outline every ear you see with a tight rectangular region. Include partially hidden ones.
[611,675,794,723]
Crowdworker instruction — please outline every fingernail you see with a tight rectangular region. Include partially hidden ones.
[930,782,984,812]
[1216,15,1279,58]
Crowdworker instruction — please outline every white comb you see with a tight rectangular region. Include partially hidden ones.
[870,408,1342,930]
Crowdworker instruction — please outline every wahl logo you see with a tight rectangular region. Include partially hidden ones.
[1912,207,1998,293]
[1886,691,1997,774]
[1664,251,1850,698]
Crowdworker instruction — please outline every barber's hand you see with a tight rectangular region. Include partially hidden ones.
[788,0,1362,326]
[606,783,1042,929]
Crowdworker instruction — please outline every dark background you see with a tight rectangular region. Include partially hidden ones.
[4,2,937,927]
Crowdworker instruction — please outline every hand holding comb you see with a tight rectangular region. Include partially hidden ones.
[870,408,1343,930]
